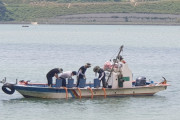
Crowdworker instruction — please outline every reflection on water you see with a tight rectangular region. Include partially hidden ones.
[1,95,173,120]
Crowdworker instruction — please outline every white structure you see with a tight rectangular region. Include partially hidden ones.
[107,61,133,88]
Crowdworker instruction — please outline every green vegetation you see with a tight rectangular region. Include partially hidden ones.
[0,1,14,21]
[0,0,180,22]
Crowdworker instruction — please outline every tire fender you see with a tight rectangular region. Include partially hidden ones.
[2,83,15,95]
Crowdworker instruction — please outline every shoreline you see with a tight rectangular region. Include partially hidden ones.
[1,23,180,26]
[1,13,180,26]
[1,22,180,26]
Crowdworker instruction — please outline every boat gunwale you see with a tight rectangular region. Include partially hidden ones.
[14,83,169,90]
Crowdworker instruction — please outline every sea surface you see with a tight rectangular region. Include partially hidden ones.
[0,24,180,120]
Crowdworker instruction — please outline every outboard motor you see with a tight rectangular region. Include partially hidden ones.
[135,76,146,86]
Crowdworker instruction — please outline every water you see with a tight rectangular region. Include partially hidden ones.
[0,24,180,120]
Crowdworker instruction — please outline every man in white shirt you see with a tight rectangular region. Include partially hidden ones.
[59,71,77,87]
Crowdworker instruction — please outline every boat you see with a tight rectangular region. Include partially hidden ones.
[22,25,29,27]
[31,22,38,25]
[0,46,169,99]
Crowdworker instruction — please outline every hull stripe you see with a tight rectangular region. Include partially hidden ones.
[71,90,79,98]
[88,88,93,99]
[102,88,106,98]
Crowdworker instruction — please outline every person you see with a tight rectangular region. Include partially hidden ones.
[46,68,63,87]
[93,66,106,88]
[58,71,77,87]
[117,55,125,78]
[76,63,91,87]
[117,55,126,64]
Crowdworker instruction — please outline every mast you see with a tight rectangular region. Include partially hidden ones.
[106,45,124,84]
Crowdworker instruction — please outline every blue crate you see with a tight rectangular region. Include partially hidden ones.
[55,79,62,87]
[67,78,74,88]
[94,78,100,88]
[79,79,86,88]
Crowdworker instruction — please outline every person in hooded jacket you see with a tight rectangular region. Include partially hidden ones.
[93,66,106,88]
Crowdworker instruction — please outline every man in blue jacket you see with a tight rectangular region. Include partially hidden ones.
[76,63,91,87]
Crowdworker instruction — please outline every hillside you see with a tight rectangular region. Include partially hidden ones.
[0,0,180,25]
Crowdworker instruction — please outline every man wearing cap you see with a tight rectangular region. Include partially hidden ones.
[58,71,77,87]
[46,68,63,87]
[76,63,91,87]
[93,66,106,88]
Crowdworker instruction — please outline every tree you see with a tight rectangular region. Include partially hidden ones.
[0,1,6,20]
[0,1,14,21]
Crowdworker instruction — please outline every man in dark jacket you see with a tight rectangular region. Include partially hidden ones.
[76,63,91,87]
[46,68,63,87]
[93,66,106,88]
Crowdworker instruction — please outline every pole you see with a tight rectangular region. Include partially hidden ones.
[106,45,124,84]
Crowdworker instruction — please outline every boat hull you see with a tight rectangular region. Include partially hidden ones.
[14,84,168,99]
